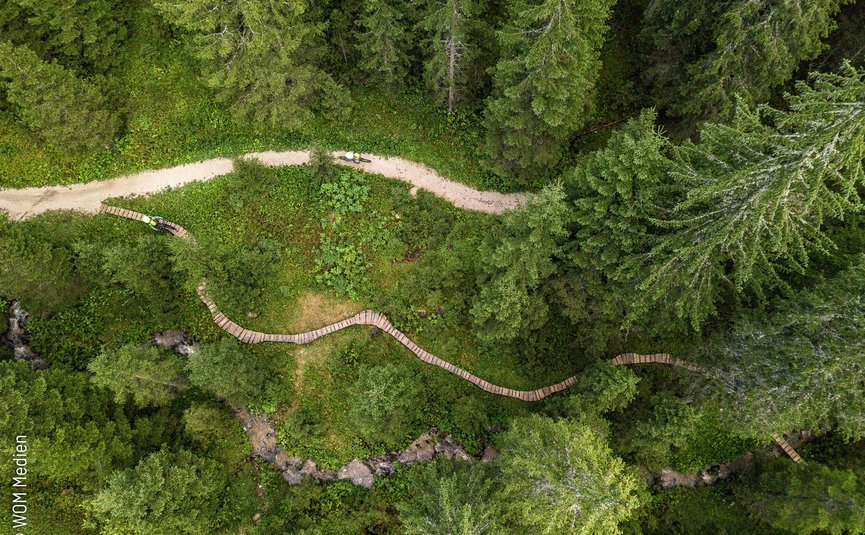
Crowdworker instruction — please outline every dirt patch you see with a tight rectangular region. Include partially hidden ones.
[285,290,363,332]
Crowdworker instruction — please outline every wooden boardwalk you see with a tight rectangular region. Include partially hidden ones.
[98,205,805,460]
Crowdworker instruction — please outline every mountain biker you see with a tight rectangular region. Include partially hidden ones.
[344,150,363,163]
[141,214,160,231]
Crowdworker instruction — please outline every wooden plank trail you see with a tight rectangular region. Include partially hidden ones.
[772,434,805,464]
[101,205,805,461]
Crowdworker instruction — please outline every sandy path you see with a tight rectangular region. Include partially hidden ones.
[0,150,526,220]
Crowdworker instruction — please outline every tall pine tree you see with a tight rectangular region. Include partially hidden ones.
[0,42,119,152]
[636,65,865,329]
[483,0,615,182]
[418,0,476,112]
[642,0,854,122]
[356,0,412,87]
[153,0,349,128]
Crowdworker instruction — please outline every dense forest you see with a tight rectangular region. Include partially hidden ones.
[1,0,864,533]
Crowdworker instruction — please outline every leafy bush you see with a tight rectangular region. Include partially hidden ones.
[319,169,370,216]
[314,236,368,300]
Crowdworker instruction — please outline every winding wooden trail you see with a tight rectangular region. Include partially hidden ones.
[96,204,803,462]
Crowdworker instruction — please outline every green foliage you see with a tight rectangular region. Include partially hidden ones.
[644,485,770,535]
[483,0,615,181]
[737,460,865,534]
[88,448,226,535]
[183,402,251,467]
[697,254,865,441]
[0,0,129,72]
[471,185,571,342]
[356,0,411,88]
[348,363,423,446]
[186,338,269,407]
[0,42,119,153]
[637,66,865,329]
[642,0,853,122]
[153,0,349,128]
[397,460,503,534]
[418,0,477,113]
[88,344,187,407]
[315,237,369,300]
[0,361,133,491]
[320,169,371,216]
[567,362,639,416]
[498,414,647,534]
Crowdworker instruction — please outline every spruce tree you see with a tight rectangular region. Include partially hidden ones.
[637,65,865,329]
[418,0,476,112]
[356,0,411,87]
[153,0,349,128]
[471,185,572,342]
[557,109,675,346]
[483,0,615,181]
[696,255,865,441]
[0,0,129,72]
[643,0,853,122]
[89,449,226,535]
[0,42,119,152]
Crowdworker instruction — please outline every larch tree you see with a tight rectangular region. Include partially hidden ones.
[397,461,502,534]
[636,65,865,329]
[356,0,411,87]
[483,0,615,181]
[418,0,476,113]
[153,0,349,128]
[643,0,854,122]
[738,461,865,534]
[89,448,226,535]
[695,254,865,441]
[0,42,119,152]
[88,344,188,408]
[471,185,572,343]
[498,415,646,534]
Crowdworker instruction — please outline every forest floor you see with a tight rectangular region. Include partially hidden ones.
[0,150,526,220]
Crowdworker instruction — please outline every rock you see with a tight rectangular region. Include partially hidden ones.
[246,311,259,318]
[300,459,319,478]
[252,512,261,523]
[283,467,303,485]
[369,325,382,337]
[152,329,199,355]
[418,309,427,318]
[5,301,45,369]
[659,468,701,489]
[481,445,499,462]
[338,459,374,489]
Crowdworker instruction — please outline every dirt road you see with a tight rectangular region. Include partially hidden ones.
[0,151,526,220]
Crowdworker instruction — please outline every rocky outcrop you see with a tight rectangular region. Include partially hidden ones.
[4,301,46,369]
[235,408,479,488]
[654,430,813,489]
[152,329,199,355]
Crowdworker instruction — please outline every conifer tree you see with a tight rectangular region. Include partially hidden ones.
[738,461,865,534]
[418,0,476,113]
[153,0,349,128]
[483,0,615,181]
[643,0,853,122]
[89,448,225,535]
[0,0,129,72]
[0,42,119,152]
[697,255,865,441]
[499,415,646,534]
[471,185,571,342]
[557,109,675,344]
[89,344,187,407]
[356,0,411,87]
[637,65,865,328]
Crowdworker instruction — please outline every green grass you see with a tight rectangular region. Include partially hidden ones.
[0,5,508,191]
